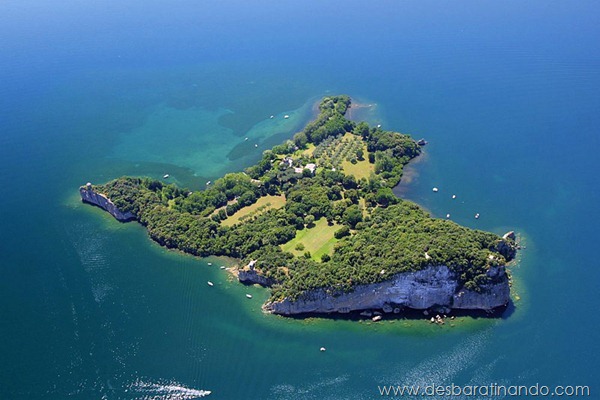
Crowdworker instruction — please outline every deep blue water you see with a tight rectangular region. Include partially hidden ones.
[1,1,599,398]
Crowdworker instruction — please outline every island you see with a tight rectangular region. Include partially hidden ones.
[80,95,517,319]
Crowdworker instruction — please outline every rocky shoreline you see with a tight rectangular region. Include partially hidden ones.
[255,264,512,316]
[80,184,136,222]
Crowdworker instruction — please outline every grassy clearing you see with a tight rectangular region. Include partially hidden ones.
[221,195,286,227]
[281,218,339,261]
[301,143,316,157]
[340,143,374,180]
[359,197,369,218]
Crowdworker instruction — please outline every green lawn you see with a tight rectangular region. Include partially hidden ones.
[340,142,374,180]
[281,218,339,261]
[221,195,286,227]
[300,143,316,157]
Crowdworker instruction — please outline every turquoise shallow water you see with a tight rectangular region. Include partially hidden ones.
[1,1,599,398]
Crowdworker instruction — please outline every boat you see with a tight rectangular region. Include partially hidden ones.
[207,281,214,287]
[452,194,456,199]
[207,262,212,266]
[284,115,289,119]
[254,144,258,147]
[446,214,451,219]
[270,115,274,119]
[163,174,170,179]
[475,213,480,219]
[320,347,326,352]
[206,181,211,185]
[372,315,382,322]
[246,294,253,299]
[220,265,226,270]
[432,187,439,192]
[244,137,249,141]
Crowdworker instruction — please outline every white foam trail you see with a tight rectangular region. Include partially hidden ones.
[379,328,494,393]
[128,379,211,399]
[69,223,114,305]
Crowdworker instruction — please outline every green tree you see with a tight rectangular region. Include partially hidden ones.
[343,205,363,228]
[345,189,359,204]
[302,168,313,178]
[304,215,315,227]
[354,121,370,138]
[293,131,308,148]
[334,225,350,239]
[375,187,397,207]
[355,148,364,161]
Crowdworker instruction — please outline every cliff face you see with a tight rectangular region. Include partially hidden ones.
[79,187,136,222]
[238,269,276,287]
[264,265,510,315]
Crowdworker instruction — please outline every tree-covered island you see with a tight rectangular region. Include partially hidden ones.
[81,96,517,317]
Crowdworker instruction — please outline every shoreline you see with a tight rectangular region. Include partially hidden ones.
[393,150,429,198]
[346,101,375,121]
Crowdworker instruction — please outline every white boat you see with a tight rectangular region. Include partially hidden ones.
[446,214,451,219]
[220,265,226,269]
[246,294,253,299]
[432,187,439,192]
[284,115,289,119]
[254,144,258,148]
[320,347,326,352]
[244,137,249,141]
[163,174,170,179]
[270,115,274,119]
[207,281,214,287]
[207,262,212,266]
[475,213,480,219]
[206,181,211,185]
[452,194,456,199]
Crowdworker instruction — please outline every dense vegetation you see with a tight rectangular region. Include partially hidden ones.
[89,95,515,301]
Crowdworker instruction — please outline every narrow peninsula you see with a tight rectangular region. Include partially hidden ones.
[81,96,517,318]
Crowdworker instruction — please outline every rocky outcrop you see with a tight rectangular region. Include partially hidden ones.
[264,265,510,315]
[79,186,136,222]
[495,232,518,260]
[238,269,276,287]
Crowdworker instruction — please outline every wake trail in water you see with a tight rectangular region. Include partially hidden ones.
[127,378,211,399]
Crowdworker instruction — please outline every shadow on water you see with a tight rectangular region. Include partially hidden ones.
[276,304,510,323]
[501,299,517,320]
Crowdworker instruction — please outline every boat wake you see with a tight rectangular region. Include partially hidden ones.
[127,379,211,399]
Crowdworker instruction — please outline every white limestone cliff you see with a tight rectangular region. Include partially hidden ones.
[263,265,510,315]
